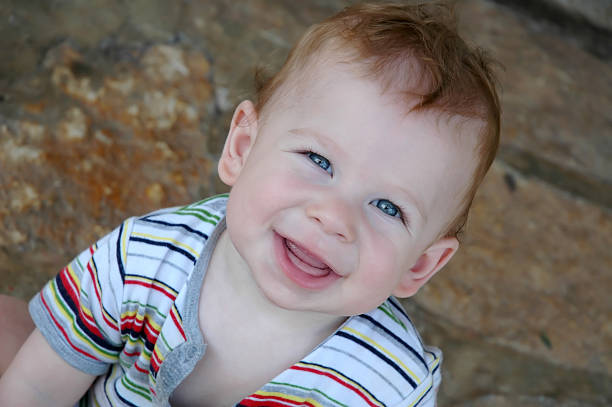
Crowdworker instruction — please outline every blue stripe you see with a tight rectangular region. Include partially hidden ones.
[55,274,122,352]
[414,384,432,406]
[89,256,119,327]
[139,217,210,240]
[114,381,141,407]
[387,298,440,361]
[358,314,428,370]
[388,297,412,324]
[117,223,126,282]
[336,330,417,388]
[129,236,196,264]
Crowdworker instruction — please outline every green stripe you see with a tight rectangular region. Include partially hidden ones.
[49,279,119,359]
[174,209,219,226]
[121,300,166,320]
[176,207,220,221]
[159,330,172,350]
[121,336,154,360]
[121,375,152,401]
[267,381,347,407]
[378,302,406,331]
[177,203,221,220]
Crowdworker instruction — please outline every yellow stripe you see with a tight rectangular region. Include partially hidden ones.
[295,362,383,407]
[121,336,154,364]
[87,257,119,328]
[125,275,178,297]
[120,310,163,333]
[121,222,129,265]
[65,263,96,322]
[152,346,164,364]
[65,263,82,292]
[342,326,421,385]
[48,280,115,360]
[132,232,199,258]
[407,379,433,407]
[251,390,325,407]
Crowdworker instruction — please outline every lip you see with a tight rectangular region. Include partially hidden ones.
[273,232,341,290]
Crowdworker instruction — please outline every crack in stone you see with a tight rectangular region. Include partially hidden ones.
[499,145,612,209]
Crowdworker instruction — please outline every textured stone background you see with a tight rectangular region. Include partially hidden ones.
[0,0,610,405]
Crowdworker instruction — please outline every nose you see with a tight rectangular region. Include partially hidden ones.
[305,197,356,243]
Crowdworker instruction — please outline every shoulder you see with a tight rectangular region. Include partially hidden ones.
[308,297,442,406]
[117,194,228,326]
[136,194,228,237]
[125,194,228,268]
[347,296,442,405]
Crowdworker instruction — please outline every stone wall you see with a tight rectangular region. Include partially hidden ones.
[539,0,611,30]
[1,0,610,405]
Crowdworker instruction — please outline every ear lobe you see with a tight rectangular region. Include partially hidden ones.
[392,237,459,298]
[218,100,258,186]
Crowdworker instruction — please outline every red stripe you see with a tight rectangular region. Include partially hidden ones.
[86,261,119,332]
[170,307,186,340]
[123,349,140,357]
[121,315,160,345]
[40,292,99,361]
[133,361,148,374]
[59,268,110,341]
[240,396,303,407]
[243,393,318,407]
[291,365,379,407]
[59,267,79,307]
[151,351,161,373]
[86,256,102,304]
[124,278,177,301]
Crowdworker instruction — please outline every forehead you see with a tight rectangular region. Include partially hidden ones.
[265,58,481,151]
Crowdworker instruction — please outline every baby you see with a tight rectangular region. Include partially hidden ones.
[0,2,500,406]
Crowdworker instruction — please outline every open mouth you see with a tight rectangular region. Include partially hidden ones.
[284,239,331,277]
[274,232,341,290]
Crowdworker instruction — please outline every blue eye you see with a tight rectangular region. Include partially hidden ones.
[308,152,333,175]
[372,199,401,218]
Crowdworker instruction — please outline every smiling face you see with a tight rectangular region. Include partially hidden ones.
[218,62,481,316]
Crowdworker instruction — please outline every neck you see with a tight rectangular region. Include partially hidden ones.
[206,230,346,338]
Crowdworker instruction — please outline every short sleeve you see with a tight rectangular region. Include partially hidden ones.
[29,219,133,376]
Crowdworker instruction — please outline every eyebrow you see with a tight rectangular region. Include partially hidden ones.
[289,127,428,225]
[395,185,428,226]
[289,127,342,154]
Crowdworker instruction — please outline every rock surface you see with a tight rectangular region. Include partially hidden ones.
[1,0,610,405]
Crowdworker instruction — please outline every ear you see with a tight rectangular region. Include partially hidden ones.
[392,237,459,298]
[218,100,258,186]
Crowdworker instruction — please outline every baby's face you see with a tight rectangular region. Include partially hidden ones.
[222,63,480,316]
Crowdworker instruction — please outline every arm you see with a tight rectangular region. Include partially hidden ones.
[0,328,96,407]
[0,221,133,406]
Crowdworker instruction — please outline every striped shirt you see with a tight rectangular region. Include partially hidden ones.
[29,194,442,406]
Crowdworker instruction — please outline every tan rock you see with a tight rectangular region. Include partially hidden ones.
[413,162,612,375]
[457,0,612,196]
[145,183,165,205]
[1,138,43,163]
[57,107,88,141]
[9,182,41,213]
[142,90,179,131]
[143,45,189,84]
[20,121,46,142]
[52,65,101,103]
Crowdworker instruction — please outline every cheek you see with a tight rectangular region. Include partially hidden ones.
[358,233,404,292]
[227,161,303,224]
